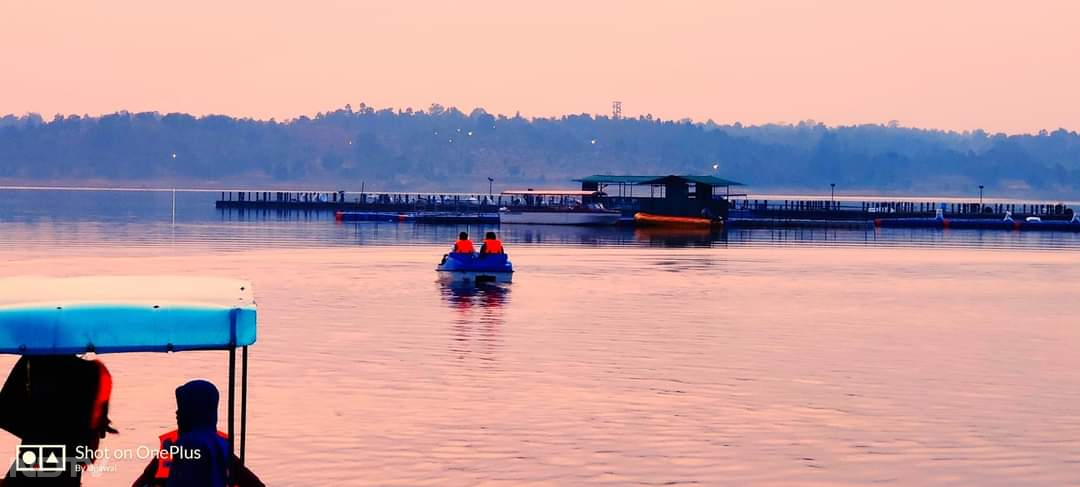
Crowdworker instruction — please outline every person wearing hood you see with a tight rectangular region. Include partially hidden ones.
[165,380,229,487]
[132,380,262,487]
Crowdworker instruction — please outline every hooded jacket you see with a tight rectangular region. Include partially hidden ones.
[165,380,229,487]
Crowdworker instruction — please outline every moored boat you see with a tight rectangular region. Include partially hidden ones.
[499,207,620,225]
[633,212,721,227]
[499,190,620,225]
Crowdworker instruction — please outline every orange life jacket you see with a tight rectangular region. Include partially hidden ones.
[481,239,504,254]
[154,429,230,479]
[89,359,112,437]
[452,239,475,253]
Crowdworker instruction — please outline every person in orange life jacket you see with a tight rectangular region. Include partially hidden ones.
[0,355,117,487]
[452,232,475,254]
[130,380,263,487]
[479,232,504,255]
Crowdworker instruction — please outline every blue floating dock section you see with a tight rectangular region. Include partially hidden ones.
[875,217,1080,231]
[873,217,950,228]
[412,212,500,224]
[0,276,257,355]
[336,211,499,224]
[335,211,405,222]
[727,218,873,229]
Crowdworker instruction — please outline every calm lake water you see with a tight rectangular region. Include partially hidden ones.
[1,188,1079,486]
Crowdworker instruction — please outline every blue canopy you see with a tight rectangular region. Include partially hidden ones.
[0,276,256,355]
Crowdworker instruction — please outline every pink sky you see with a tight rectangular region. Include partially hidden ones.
[1,0,1077,133]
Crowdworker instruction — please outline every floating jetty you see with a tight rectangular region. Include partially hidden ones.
[216,190,503,213]
[215,179,1079,232]
[875,213,1080,231]
[726,198,1078,231]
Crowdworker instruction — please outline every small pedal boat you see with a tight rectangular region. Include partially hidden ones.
[436,252,514,283]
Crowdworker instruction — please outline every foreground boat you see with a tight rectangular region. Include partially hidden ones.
[436,253,514,283]
[0,276,258,481]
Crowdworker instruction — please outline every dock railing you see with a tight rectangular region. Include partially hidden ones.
[728,198,1074,220]
[215,190,1075,222]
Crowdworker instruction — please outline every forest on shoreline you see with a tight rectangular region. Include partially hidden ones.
[2,105,1078,197]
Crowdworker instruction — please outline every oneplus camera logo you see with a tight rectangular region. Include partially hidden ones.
[16,445,66,472]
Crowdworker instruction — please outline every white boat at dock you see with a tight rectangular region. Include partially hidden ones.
[499,208,621,225]
[499,190,621,225]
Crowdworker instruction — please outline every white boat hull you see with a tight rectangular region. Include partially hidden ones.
[499,210,620,225]
[437,271,513,283]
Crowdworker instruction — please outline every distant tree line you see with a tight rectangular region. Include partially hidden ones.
[1,105,1078,197]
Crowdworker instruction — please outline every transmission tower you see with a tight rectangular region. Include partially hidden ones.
[612,101,622,119]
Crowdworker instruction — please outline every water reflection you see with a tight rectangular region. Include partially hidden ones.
[437,277,510,361]
[3,188,1080,251]
[633,227,726,247]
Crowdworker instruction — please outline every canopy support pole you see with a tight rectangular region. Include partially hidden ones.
[240,345,249,466]
[227,346,236,482]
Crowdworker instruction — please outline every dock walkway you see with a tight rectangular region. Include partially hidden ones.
[215,190,1078,231]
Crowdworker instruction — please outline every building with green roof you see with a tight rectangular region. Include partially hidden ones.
[574,174,745,219]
